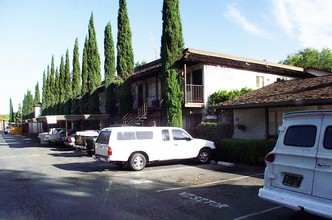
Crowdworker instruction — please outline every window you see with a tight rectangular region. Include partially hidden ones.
[96,131,111,144]
[324,126,332,149]
[117,132,136,140]
[136,131,153,140]
[162,130,170,141]
[256,76,264,89]
[172,129,191,141]
[284,126,317,147]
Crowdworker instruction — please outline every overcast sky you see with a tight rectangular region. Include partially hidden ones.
[1,0,332,114]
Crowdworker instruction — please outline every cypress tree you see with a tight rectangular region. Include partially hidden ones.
[34,82,40,105]
[72,38,81,114]
[104,22,116,115]
[117,0,134,80]
[59,55,65,114]
[64,49,72,114]
[81,35,89,114]
[49,57,56,114]
[117,0,134,115]
[41,70,48,115]
[160,0,184,127]
[87,12,101,114]
[54,67,60,114]
[9,98,13,122]
[46,66,52,114]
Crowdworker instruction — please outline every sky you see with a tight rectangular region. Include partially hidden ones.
[1,0,332,115]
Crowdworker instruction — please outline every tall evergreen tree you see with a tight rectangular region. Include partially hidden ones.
[81,35,89,114]
[104,22,116,115]
[59,55,66,114]
[49,57,56,114]
[117,0,134,115]
[41,70,48,115]
[81,35,89,96]
[46,66,52,114]
[87,12,101,114]
[34,82,41,105]
[72,38,81,114]
[9,98,13,122]
[15,104,22,122]
[54,67,60,114]
[117,0,134,80]
[64,49,72,114]
[22,90,34,119]
[160,0,184,127]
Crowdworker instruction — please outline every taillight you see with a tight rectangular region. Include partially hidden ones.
[265,153,275,163]
[108,147,112,156]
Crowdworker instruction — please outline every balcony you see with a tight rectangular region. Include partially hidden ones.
[185,84,204,107]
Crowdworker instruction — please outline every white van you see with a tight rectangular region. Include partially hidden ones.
[93,126,215,171]
[259,110,332,219]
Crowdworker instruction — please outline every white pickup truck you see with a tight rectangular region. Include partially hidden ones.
[93,126,215,171]
[74,130,100,156]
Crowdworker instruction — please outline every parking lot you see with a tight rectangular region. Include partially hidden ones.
[0,133,323,220]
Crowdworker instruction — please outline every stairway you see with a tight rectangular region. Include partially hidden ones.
[122,103,149,126]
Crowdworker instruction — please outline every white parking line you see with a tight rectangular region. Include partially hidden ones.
[233,206,283,220]
[113,164,210,177]
[156,173,264,192]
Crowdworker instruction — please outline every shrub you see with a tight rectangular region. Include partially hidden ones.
[216,139,276,165]
[195,122,233,143]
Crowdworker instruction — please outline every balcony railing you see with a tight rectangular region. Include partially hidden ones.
[186,84,203,103]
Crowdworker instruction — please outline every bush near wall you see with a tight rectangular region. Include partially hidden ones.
[195,122,233,144]
[216,139,277,165]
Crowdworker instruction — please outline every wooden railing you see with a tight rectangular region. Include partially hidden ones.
[186,84,204,103]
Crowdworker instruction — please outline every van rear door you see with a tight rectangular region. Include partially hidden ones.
[312,112,332,200]
[271,113,322,195]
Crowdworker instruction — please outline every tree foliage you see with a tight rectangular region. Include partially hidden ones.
[72,38,81,114]
[160,0,184,127]
[117,0,134,115]
[117,0,134,80]
[9,98,13,122]
[34,82,40,105]
[87,12,101,114]
[207,88,253,107]
[64,49,72,114]
[281,48,332,71]
[104,22,116,115]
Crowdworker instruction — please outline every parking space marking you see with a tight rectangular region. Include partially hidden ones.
[157,173,264,192]
[112,164,210,177]
[179,192,229,209]
[233,206,283,220]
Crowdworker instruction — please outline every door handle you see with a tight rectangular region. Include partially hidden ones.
[317,163,331,167]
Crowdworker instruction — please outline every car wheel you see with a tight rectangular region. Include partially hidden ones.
[129,153,146,171]
[87,151,94,156]
[197,148,211,163]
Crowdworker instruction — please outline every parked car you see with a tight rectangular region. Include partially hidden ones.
[61,131,77,147]
[93,126,215,171]
[4,125,11,134]
[38,128,66,144]
[74,130,100,156]
[259,110,332,219]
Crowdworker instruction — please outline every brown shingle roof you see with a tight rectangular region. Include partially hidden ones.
[212,75,332,109]
[179,48,314,78]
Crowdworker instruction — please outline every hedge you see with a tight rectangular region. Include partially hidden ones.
[216,139,277,165]
[195,122,233,143]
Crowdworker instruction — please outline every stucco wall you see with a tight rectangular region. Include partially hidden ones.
[203,65,290,107]
[233,108,266,140]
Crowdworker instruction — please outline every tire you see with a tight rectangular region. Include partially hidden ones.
[128,153,146,171]
[87,151,94,156]
[197,148,211,163]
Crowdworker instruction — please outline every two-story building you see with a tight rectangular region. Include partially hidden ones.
[125,48,316,135]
